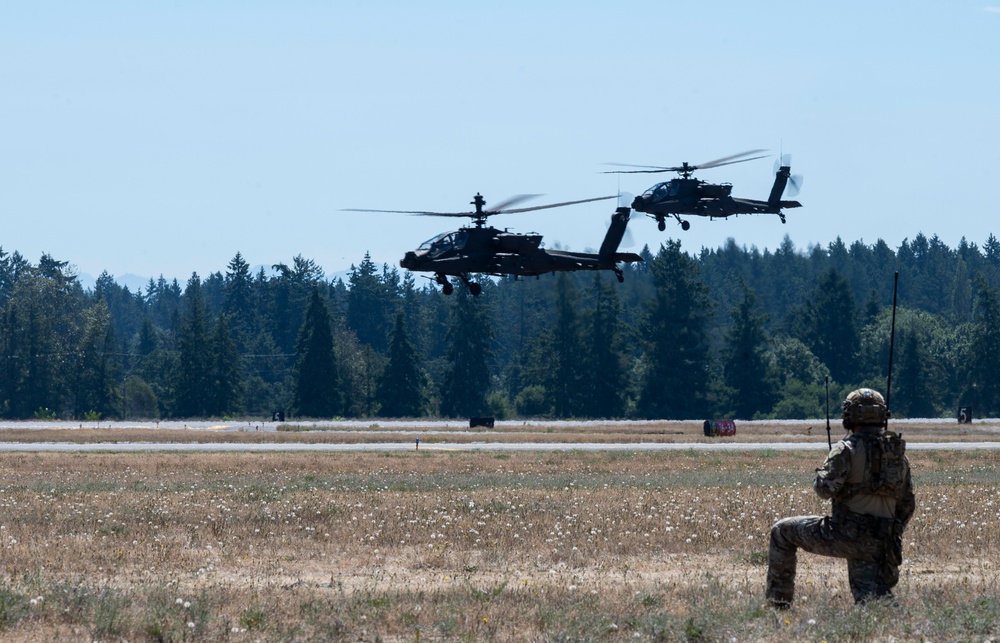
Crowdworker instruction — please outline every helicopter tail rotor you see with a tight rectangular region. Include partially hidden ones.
[773,154,803,198]
[785,173,804,197]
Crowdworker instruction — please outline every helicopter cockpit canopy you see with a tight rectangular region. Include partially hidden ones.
[642,181,679,202]
[417,230,468,257]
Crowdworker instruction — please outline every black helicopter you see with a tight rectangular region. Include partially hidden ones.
[605,150,802,231]
[344,194,642,296]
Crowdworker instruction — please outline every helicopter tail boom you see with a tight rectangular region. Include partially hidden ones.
[767,166,793,205]
[598,207,633,258]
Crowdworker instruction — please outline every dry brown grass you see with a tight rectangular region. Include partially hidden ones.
[0,448,997,640]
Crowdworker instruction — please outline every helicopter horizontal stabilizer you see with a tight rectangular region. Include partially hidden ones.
[614,252,644,264]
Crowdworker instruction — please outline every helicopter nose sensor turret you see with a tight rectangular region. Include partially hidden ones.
[401,251,418,269]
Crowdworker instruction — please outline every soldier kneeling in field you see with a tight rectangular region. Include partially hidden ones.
[765,388,916,608]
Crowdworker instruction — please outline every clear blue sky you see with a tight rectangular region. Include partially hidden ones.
[2,1,998,286]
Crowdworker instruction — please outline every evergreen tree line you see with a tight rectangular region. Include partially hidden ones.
[2,229,999,421]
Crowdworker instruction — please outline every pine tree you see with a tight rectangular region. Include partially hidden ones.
[223,252,255,342]
[1,258,84,418]
[0,248,30,308]
[293,288,341,418]
[793,268,860,385]
[347,252,395,353]
[544,274,585,417]
[174,275,213,417]
[73,301,121,419]
[950,256,972,323]
[637,241,714,419]
[376,313,429,417]
[138,316,158,356]
[440,290,493,418]
[209,314,242,416]
[964,279,1000,415]
[892,328,936,418]
[722,281,777,419]
[270,255,324,356]
[580,274,629,418]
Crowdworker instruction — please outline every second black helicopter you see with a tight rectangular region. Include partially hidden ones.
[605,150,803,231]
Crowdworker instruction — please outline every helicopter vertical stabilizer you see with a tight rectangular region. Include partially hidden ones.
[768,166,794,205]
[599,207,632,258]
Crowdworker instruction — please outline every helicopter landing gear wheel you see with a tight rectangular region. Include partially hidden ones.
[435,273,454,295]
[657,219,666,232]
[615,269,624,284]
[457,273,481,296]
[681,220,690,231]
[779,214,786,224]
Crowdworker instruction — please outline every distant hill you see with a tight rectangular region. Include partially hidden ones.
[76,265,354,293]
[76,272,155,293]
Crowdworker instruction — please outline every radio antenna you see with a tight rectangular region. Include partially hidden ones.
[885,271,899,429]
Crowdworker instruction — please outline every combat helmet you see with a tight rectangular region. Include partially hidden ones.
[842,388,889,427]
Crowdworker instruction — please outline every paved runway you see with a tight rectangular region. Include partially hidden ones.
[0,441,996,452]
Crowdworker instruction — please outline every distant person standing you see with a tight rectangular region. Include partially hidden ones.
[765,388,916,608]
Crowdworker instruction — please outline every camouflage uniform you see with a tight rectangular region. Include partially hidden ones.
[765,389,916,607]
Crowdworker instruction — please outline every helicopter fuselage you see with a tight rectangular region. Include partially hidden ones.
[399,208,642,293]
[401,225,633,277]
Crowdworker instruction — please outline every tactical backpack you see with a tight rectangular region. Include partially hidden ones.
[856,430,908,498]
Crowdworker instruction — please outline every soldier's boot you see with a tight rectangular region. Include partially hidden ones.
[765,587,793,610]
[767,597,792,610]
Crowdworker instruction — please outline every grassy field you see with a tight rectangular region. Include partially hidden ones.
[0,425,997,641]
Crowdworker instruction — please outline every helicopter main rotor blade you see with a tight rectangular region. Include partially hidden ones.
[341,207,472,216]
[695,149,770,170]
[602,162,673,174]
[499,195,617,214]
[487,194,542,212]
[603,149,769,175]
[342,194,615,219]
